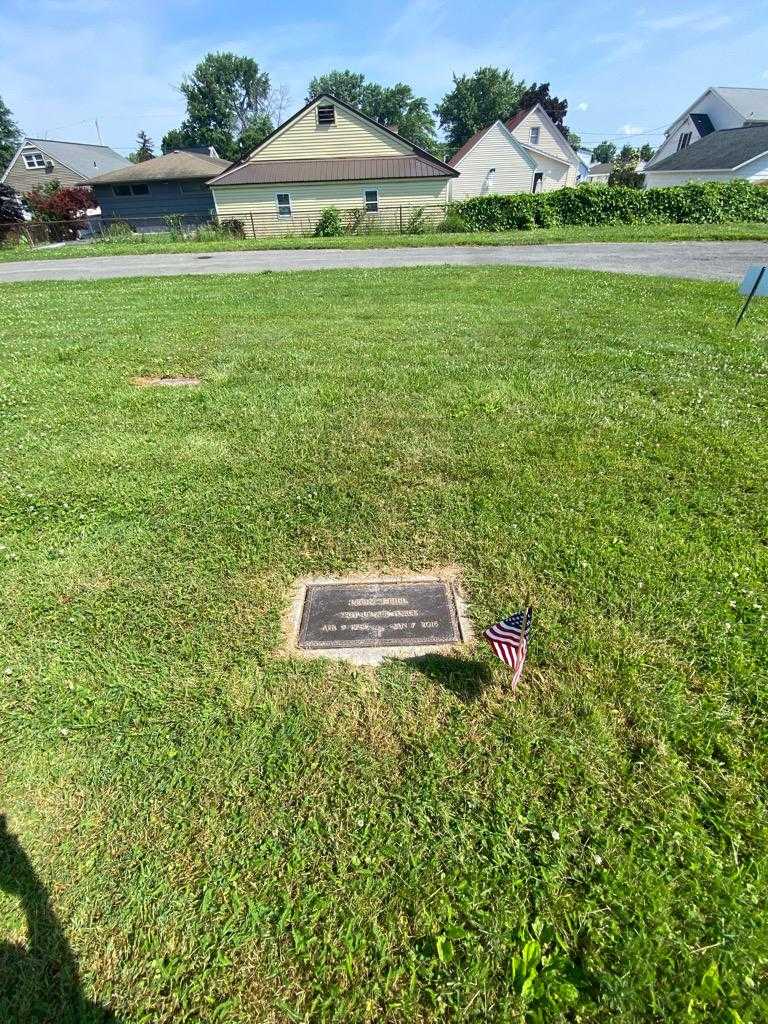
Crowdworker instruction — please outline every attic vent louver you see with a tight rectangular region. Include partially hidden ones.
[317,105,335,126]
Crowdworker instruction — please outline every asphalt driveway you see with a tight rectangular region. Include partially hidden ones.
[0,240,765,284]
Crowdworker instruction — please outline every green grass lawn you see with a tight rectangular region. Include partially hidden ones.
[1,220,768,262]
[1,265,766,1023]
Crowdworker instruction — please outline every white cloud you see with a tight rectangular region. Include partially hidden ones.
[622,124,646,136]
[577,102,589,111]
[643,10,732,33]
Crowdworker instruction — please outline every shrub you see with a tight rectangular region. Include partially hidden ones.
[451,180,768,232]
[344,208,382,235]
[314,206,343,237]
[437,206,469,233]
[404,207,427,234]
[0,183,24,244]
[164,213,187,239]
[23,180,94,241]
[103,220,135,239]
[221,218,245,237]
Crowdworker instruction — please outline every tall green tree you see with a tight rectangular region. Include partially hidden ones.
[162,52,273,161]
[639,143,655,161]
[129,130,155,163]
[0,95,21,174]
[307,71,438,152]
[518,82,569,134]
[307,70,366,107]
[591,140,617,164]
[435,68,526,154]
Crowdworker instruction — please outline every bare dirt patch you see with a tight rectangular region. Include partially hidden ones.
[131,375,200,388]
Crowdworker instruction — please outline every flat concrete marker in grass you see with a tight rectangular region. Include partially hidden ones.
[131,375,201,387]
[287,575,471,666]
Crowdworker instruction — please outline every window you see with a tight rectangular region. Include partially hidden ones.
[529,126,540,145]
[317,105,336,126]
[23,151,47,169]
[180,180,205,193]
[364,188,379,213]
[112,183,151,197]
[532,172,544,193]
[677,132,692,151]
[276,193,292,217]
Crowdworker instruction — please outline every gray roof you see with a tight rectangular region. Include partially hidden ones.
[209,154,456,186]
[25,138,130,177]
[589,162,613,174]
[87,150,230,185]
[716,87,768,123]
[648,124,768,172]
[690,113,714,137]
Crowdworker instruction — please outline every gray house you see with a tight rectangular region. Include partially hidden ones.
[2,138,130,195]
[87,148,230,230]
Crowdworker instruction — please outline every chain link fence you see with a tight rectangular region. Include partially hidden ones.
[3,203,455,247]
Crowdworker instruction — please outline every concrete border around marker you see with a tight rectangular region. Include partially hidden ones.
[282,567,474,666]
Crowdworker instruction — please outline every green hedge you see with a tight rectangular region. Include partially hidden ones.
[453,180,768,232]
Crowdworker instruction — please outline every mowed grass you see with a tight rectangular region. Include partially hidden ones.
[1,265,767,1023]
[1,219,768,262]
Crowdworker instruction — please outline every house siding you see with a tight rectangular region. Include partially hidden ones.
[647,90,744,168]
[645,153,768,188]
[4,147,84,193]
[249,100,412,162]
[532,152,571,191]
[212,177,449,235]
[93,180,217,229]
[450,123,534,199]
[511,109,579,186]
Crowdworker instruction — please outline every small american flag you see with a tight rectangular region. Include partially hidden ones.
[483,607,532,685]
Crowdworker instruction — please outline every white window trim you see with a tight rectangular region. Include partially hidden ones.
[23,151,47,169]
[532,171,544,193]
[529,126,540,145]
[363,187,379,213]
[276,192,292,217]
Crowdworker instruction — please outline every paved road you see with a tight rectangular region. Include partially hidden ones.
[0,241,765,284]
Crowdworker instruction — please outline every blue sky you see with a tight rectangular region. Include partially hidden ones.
[1,0,767,155]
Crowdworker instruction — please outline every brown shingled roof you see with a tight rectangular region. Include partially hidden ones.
[505,107,534,132]
[87,150,229,185]
[208,154,456,186]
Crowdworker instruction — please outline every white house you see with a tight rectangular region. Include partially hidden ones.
[644,86,768,187]
[447,103,581,197]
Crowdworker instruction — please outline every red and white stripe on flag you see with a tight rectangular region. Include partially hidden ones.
[482,608,532,685]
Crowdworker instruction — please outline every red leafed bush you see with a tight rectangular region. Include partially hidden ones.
[24,180,95,241]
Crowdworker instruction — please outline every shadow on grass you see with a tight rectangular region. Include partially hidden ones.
[406,654,492,702]
[0,815,121,1024]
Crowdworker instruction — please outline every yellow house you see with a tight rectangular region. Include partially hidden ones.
[208,94,458,235]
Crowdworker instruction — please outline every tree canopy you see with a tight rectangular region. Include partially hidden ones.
[306,70,438,152]
[130,131,155,163]
[518,82,569,133]
[162,52,274,161]
[591,141,617,164]
[0,94,21,174]
[435,68,526,154]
